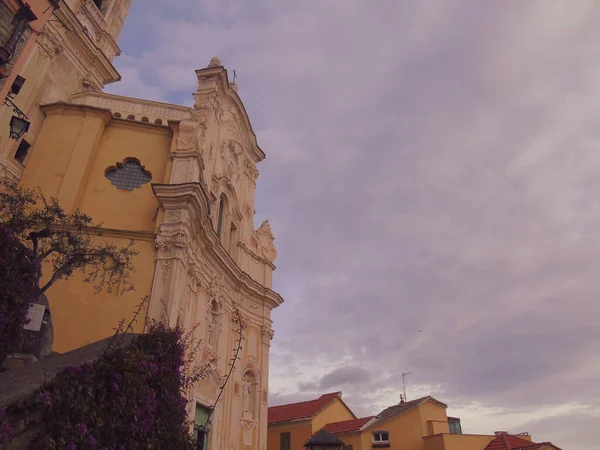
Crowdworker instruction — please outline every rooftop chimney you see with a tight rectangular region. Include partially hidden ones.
[494,431,508,436]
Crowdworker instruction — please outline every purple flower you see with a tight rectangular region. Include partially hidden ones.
[75,422,87,435]
[88,435,97,447]
[0,421,13,442]
[41,391,51,406]
[67,443,76,450]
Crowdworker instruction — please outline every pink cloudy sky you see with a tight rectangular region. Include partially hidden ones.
[108,2,600,448]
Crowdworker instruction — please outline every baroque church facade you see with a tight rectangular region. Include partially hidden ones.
[7,1,284,450]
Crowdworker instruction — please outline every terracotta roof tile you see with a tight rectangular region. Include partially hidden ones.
[485,433,560,450]
[268,392,341,425]
[368,396,447,428]
[323,417,375,435]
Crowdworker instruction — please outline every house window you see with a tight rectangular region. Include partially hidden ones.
[372,431,390,447]
[216,195,225,237]
[280,432,291,450]
[14,139,30,165]
[449,420,462,435]
[194,403,211,450]
[105,158,152,191]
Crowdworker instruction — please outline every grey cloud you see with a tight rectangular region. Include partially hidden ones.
[110,1,600,447]
[318,367,371,390]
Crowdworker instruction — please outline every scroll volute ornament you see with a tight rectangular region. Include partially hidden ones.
[256,220,277,262]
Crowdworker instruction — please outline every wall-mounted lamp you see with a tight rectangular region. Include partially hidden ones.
[9,114,30,139]
[4,75,30,140]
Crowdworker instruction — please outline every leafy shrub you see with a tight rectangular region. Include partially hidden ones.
[0,223,38,365]
[30,322,201,450]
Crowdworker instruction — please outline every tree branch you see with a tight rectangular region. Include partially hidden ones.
[40,270,62,293]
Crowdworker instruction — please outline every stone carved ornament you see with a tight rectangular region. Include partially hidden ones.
[217,140,244,181]
[177,118,201,152]
[255,220,277,262]
[260,325,274,343]
[244,159,259,184]
[207,274,226,301]
[155,231,190,258]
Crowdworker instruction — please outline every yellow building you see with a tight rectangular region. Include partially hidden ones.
[269,395,561,450]
[17,57,284,450]
[1,1,284,449]
[268,392,356,450]
[0,0,58,100]
[0,0,127,180]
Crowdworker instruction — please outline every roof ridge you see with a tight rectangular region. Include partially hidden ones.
[502,433,511,450]
[326,416,374,425]
[269,392,341,409]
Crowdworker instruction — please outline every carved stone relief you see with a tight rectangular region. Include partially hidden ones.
[177,118,200,152]
[260,325,274,344]
[255,220,277,262]
[155,231,190,258]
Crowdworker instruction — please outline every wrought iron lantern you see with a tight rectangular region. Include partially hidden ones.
[8,113,30,139]
[4,75,30,140]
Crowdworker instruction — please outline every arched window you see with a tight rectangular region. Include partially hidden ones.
[216,195,225,237]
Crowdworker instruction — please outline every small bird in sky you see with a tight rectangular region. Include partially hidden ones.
[418,330,422,333]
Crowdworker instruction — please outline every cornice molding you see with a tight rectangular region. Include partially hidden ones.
[152,183,283,310]
[40,101,113,124]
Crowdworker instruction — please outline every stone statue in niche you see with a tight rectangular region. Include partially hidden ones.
[242,371,256,418]
[243,378,251,413]
[207,300,219,348]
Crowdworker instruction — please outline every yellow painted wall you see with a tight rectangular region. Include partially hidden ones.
[312,399,356,432]
[42,234,156,352]
[363,406,425,450]
[18,104,174,352]
[336,432,361,449]
[427,421,450,436]
[267,421,312,450]
[423,433,495,450]
[418,402,449,437]
[75,122,171,230]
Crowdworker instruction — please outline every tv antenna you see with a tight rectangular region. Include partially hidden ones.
[402,372,412,402]
[232,70,237,83]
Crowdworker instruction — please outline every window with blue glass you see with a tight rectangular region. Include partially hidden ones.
[105,158,151,191]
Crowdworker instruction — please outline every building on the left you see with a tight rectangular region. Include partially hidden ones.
[0,0,58,98]
[0,0,128,180]
[0,1,285,449]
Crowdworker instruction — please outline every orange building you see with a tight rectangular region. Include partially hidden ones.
[268,394,562,450]
[0,0,58,100]
[268,392,356,450]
